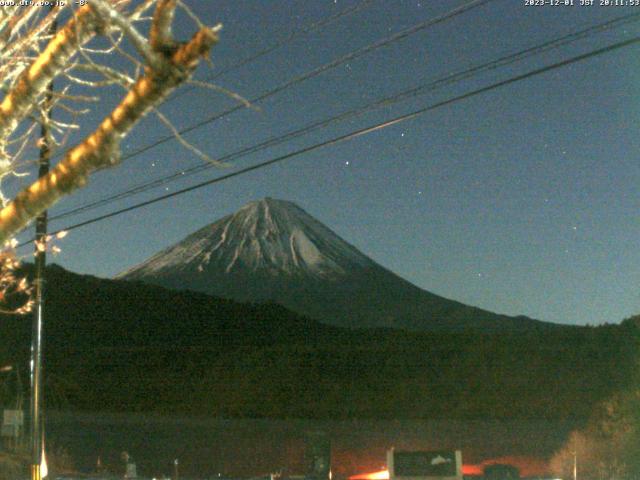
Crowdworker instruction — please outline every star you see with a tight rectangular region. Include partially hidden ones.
[345,161,350,166]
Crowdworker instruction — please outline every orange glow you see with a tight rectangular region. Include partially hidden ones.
[462,464,484,476]
[350,469,388,480]
[349,464,485,480]
[348,455,550,480]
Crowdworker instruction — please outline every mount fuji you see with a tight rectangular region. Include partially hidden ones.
[118,198,550,332]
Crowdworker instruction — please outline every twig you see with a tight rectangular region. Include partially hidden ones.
[153,107,227,166]
[187,79,257,111]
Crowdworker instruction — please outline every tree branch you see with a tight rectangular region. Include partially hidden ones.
[0,24,219,244]
[0,4,101,172]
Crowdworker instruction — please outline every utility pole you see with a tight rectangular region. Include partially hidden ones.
[30,9,56,480]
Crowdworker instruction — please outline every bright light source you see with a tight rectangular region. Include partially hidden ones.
[349,469,389,480]
[41,449,48,478]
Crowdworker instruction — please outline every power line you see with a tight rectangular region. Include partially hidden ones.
[49,0,499,219]
[20,34,640,246]
[106,0,498,163]
[45,0,375,168]
[50,11,640,221]
[197,1,375,81]
[46,0,490,168]
[165,0,376,103]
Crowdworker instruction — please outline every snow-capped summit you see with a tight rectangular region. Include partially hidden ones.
[119,197,373,280]
[119,198,548,332]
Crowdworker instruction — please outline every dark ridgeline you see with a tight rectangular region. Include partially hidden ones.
[0,263,637,422]
[0,198,637,477]
[117,197,555,333]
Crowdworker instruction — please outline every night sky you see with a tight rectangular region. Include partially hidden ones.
[9,0,640,326]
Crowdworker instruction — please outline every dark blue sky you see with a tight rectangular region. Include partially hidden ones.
[11,0,640,326]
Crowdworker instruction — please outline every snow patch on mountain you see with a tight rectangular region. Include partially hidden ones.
[118,198,375,280]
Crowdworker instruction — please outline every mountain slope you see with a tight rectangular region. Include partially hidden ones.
[0,264,636,421]
[118,197,374,279]
[118,198,551,332]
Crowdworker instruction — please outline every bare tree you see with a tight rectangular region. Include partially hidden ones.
[550,391,640,480]
[0,0,220,245]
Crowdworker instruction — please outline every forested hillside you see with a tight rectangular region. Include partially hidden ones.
[0,265,636,422]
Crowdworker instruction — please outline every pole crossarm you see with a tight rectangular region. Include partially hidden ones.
[0,1,219,245]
